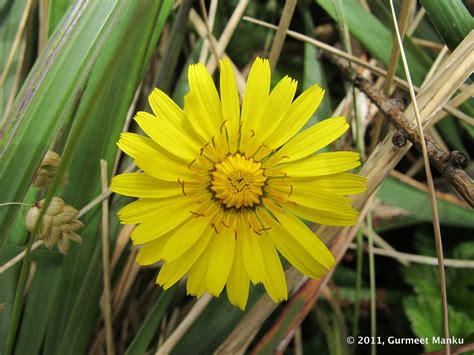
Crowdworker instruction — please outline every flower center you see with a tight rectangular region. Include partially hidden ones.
[210,154,267,209]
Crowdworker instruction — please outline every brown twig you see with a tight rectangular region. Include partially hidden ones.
[330,56,473,207]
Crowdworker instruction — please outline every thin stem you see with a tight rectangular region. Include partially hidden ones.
[389,1,450,353]
[199,0,220,65]
[0,241,43,274]
[348,244,474,268]
[101,160,115,355]
[351,230,363,344]
[367,213,376,355]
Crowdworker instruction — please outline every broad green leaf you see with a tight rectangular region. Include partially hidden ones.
[47,0,75,36]
[15,263,62,354]
[42,1,172,353]
[378,177,474,228]
[0,0,124,244]
[420,0,474,51]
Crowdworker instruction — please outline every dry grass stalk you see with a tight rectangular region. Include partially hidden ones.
[370,0,413,152]
[199,0,220,64]
[0,0,34,88]
[243,16,470,124]
[268,0,297,71]
[156,293,212,355]
[216,27,473,355]
[206,0,250,74]
[362,224,409,266]
[100,160,115,355]
[340,61,473,206]
[390,3,450,350]
[347,243,474,268]
[198,0,218,63]
[0,240,43,274]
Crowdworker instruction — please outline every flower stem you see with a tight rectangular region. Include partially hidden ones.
[4,234,34,355]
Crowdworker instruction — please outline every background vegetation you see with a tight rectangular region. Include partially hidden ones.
[0,0,473,354]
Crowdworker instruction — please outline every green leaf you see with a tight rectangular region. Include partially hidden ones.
[41,1,172,353]
[0,0,125,244]
[420,0,474,51]
[125,288,176,355]
[15,263,62,354]
[377,177,474,228]
[404,296,474,351]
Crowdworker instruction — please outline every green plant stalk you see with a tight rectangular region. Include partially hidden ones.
[352,230,363,342]
[4,234,33,355]
[420,0,473,51]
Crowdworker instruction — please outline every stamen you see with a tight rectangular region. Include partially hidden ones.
[249,129,255,138]
[220,120,228,134]
[177,178,187,196]
[188,159,197,170]
[288,185,293,197]
[190,211,205,217]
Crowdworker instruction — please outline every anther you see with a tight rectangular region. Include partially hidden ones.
[250,129,255,138]
[211,223,219,233]
[211,136,216,148]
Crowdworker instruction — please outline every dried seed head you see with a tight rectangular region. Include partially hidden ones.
[25,197,83,254]
[32,151,69,189]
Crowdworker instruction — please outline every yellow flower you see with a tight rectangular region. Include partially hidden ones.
[111,57,366,309]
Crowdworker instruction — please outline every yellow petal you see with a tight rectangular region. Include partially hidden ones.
[269,184,355,212]
[226,237,250,310]
[157,226,213,289]
[246,76,297,154]
[123,196,203,241]
[277,173,367,195]
[240,58,271,151]
[271,116,349,163]
[261,205,335,270]
[241,222,266,284]
[257,209,330,279]
[187,243,213,297]
[149,88,186,126]
[136,230,174,265]
[284,202,359,226]
[207,228,235,296]
[188,63,223,137]
[134,111,200,160]
[161,217,211,262]
[276,152,361,177]
[264,84,324,150]
[110,173,181,198]
[149,88,206,143]
[219,58,240,152]
[257,232,287,302]
[134,155,201,183]
[117,132,161,159]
